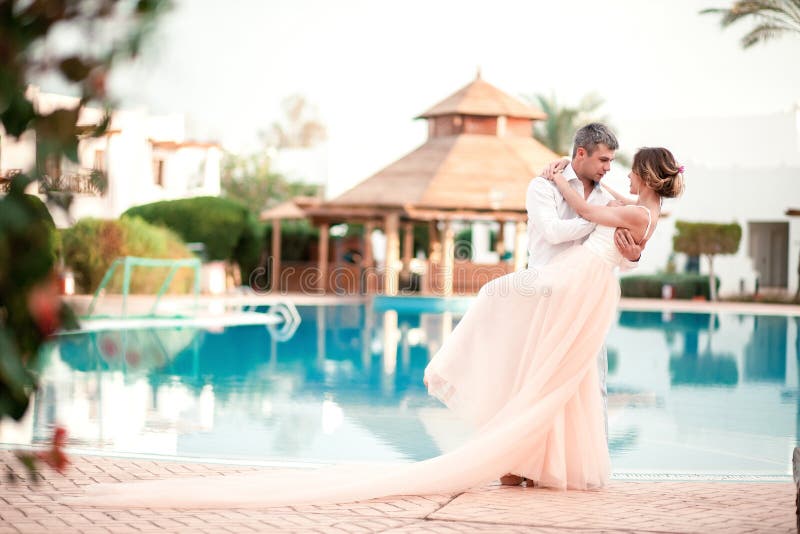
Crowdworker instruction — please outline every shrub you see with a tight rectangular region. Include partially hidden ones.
[620,273,720,300]
[62,217,195,294]
[124,197,263,279]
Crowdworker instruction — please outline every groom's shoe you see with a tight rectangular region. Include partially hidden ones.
[500,474,525,486]
[524,478,538,488]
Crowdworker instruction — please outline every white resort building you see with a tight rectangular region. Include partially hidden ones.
[0,87,221,227]
[617,105,800,296]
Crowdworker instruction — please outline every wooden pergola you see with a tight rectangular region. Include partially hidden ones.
[259,196,320,292]
[281,73,560,296]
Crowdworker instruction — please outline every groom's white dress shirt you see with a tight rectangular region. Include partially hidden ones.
[525,163,636,271]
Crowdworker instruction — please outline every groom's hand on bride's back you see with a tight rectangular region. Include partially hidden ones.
[614,228,643,262]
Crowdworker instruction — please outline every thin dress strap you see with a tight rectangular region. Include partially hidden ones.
[633,205,652,243]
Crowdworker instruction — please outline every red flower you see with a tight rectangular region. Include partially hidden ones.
[37,426,69,474]
[27,272,62,337]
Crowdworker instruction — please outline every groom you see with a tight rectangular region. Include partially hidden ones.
[500,123,642,487]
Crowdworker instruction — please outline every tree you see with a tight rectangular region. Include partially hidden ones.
[267,94,327,149]
[525,92,630,166]
[673,221,742,301]
[221,149,320,213]
[0,0,169,476]
[224,95,326,213]
[701,0,800,49]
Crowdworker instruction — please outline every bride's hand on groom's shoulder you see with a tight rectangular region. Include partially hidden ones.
[540,159,569,181]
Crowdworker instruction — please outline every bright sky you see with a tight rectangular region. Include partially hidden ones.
[90,0,800,194]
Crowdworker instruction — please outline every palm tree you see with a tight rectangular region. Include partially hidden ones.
[701,1,800,48]
[525,92,630,165]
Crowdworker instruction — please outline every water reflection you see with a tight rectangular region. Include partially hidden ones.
[607,310,796,475]
[745,315,788,382]
[1,305,797,476]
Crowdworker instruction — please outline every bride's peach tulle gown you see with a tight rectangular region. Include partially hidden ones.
[66,218,640,508]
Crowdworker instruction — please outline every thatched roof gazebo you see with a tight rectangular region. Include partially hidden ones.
[302,73,559,296]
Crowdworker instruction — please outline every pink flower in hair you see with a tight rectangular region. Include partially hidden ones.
[678,165,685,173]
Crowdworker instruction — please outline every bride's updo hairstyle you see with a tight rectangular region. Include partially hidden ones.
[632,147,684,198]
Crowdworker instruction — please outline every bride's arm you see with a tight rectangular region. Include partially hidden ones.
[601,183,637,206]
[548,170,644,231]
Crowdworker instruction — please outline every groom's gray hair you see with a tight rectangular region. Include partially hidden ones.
[572,123,618,158]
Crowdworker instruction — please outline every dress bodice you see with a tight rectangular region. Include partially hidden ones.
[582,225,625,268]
[581,206,652,268]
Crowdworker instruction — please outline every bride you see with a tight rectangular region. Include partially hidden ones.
[68,147,683,508]
[424,146,682,489]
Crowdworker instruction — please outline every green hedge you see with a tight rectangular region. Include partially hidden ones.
[124,197,262,279]
[620,273,720,300]
[62,217,195,294]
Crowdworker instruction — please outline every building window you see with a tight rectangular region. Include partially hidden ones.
[93,149,106,171]
[153,159,164,186]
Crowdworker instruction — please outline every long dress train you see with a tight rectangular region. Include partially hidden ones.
[65,224,626,508]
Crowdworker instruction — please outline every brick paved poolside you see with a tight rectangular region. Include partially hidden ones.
[0,451,794,533]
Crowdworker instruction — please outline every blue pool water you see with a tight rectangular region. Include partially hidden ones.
[3,303,798,477]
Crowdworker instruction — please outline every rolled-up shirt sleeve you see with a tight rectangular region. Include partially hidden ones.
[619,258,638,272]
[526,178,595,244]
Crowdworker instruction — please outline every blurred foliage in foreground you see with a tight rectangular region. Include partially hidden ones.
[0,0,170,477]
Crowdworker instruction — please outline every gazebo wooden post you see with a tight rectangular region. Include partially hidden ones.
[402,222,414,276]
[318,222,330,293]
[384,213,400,295]
[363,221,375,293]
[426,220,442,295]
[442,220,455,296]
[513,220,527,271]
[495,220,506,259]
[270,218,282,292]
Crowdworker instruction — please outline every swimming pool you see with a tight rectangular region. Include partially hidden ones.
[1,303,796,479]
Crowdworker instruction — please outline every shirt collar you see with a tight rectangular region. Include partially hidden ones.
[565,162,601,190]
[563,163,580,182]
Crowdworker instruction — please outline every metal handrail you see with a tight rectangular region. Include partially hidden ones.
[87,256,201,317]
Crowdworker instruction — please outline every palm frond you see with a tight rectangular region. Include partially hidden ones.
[701,0,800,48]
[741,21,795,45]
[528,91,615,157]
[701,0,800,30]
